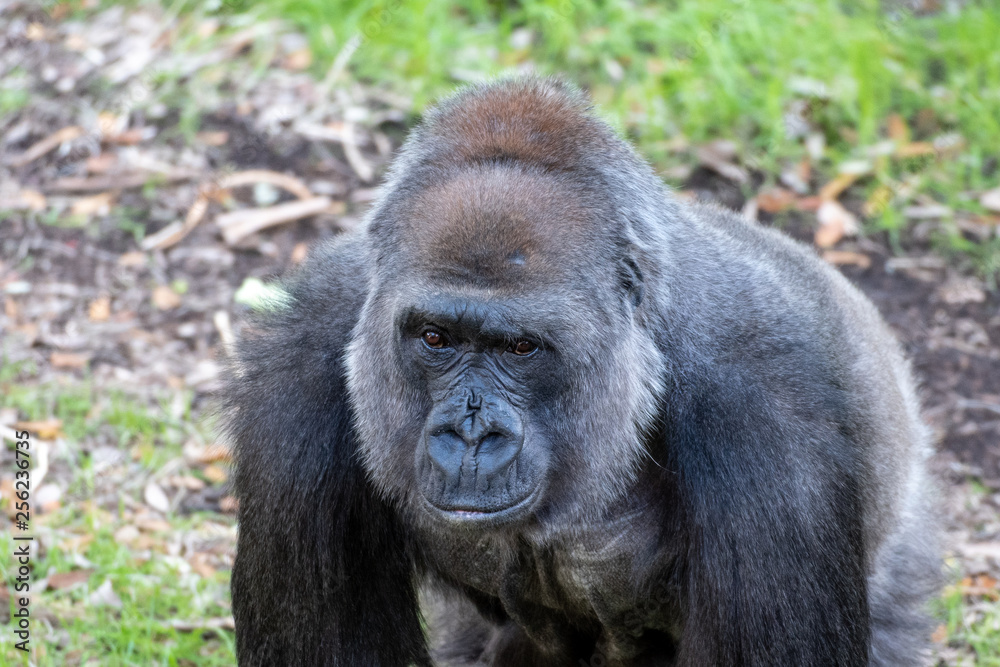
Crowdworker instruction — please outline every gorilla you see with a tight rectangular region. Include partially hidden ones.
[224,77,939,666]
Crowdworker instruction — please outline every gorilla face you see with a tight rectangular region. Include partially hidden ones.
[346,164,666,531]
[397,296,553,525]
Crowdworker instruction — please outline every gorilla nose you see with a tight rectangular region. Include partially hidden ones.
[426,413,524,479]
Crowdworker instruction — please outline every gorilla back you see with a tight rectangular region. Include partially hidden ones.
[225,78,939,666]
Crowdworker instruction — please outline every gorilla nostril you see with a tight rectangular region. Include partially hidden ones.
[477,431,521,455]
[472,431,523,478]
[425,429,467,474]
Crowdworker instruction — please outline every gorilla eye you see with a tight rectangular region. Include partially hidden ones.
[422,330,447,349]
[510,340,537,356]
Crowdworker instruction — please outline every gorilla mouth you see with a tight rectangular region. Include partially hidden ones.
[423,486,540,526]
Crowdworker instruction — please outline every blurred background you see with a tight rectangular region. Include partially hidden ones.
[1,0,998,664]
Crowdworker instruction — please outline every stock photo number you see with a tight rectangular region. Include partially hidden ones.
[11,429,33,653]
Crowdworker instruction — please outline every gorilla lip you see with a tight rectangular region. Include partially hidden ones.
[423,486,540,526]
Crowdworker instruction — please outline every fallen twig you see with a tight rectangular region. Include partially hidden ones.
[9,126,83,167]
[141,193,210,251]
[140,170,315,251]
[216,196,333,245]
[46,171,197,193]
[167,617,236,633]
[214,169,313,200]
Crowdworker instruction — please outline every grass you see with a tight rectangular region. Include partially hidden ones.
[1,368,236,665]
[184,0,1000,279]
[2,509,236,666]
[938,578,1000,666]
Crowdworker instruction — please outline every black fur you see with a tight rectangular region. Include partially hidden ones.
[225,241,429,666]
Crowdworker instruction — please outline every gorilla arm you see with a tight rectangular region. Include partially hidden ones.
[223,237,430,666]
[666,357,870,666]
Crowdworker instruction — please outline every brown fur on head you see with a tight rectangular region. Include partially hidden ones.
[367,77,665,269]
[404,166,595,290]
[411,77,614,174]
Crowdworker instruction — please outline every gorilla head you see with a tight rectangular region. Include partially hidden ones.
[346,131,664,528]
[226,77,939,667]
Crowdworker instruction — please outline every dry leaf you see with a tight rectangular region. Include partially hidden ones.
[291,242,309,264]
[106,128,150,145]
[88,580,123,609]
[113,525,140,543]
[196,131,229,146]
[886,114,910,143]
[61,534,95,552]
[218,169,313,201]
[14,419,63,439]
[197,18,220,38]
[88,296,111,321]
[960,541,1000,560]
[815,201,859,248]
[70,192,114,217]
[19,189,46,211]
[203,464,228,485]
[930,624,947,644]
[144,481,170,513]
[895,142,935,158]
[118,251,146,267]
[189,553,217,578]
[822,250,872,269]
[97,111,126,137]
[936,277,986,305]
[819,173,858,201]
[152,285,182,310]
[981,188,1000,213]
[25,22,46,40]
[219,495,239,513]
[167,475,206,491]
[756,187,796,213]
[168,617,236,632]
[136,518,172,533]
[49,171,195,193]
[960,574,999,599]
[50,351,90,370]
[36,483,62,513]
[283,48,312,70]
[50,4,72,20]
[794,196,823,212]
[86,153,117,173]
[64,33,87,51]
[133,534,160,551]
[47,569,94,590]
[696,144,748,184]
[186,442,231,464]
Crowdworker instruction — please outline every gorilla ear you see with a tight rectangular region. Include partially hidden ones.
[619,254,645,308]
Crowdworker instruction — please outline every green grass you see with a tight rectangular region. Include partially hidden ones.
[938,581,1000,666]
[2,511,236,666]
[1,376,235,665]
